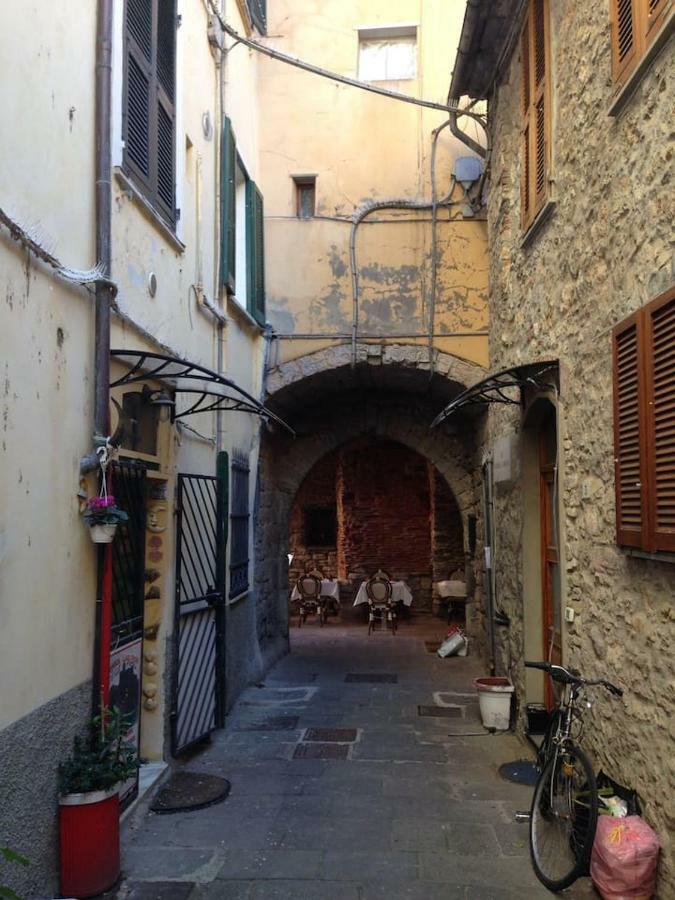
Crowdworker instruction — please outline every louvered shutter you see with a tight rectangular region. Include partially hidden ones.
[611,0,638,82]
[645,288,675,551]
[519,17,531,229]
[248,0,267,34]
[532,0,549,212]
[123,0,176,225]
[124,0,153,189]
[246,182,266,326]
[220,117,236,294]
[613,312,648,547]
[646,0,669,41]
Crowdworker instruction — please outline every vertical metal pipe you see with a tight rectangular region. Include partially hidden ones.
[92,0,114,718]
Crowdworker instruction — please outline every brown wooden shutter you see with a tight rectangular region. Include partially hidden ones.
[532,0,549,211]
[644,288,675,551]
[613,312,648,547]
[646,0,670,42]
[519,14,531,229]
[611,0,638,83]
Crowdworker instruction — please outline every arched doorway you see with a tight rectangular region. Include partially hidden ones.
[288,438,465,615]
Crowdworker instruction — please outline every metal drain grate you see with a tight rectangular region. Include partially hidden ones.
[345,673,398,684]
[293,742,350,760]
[418,705,463,718]
[304,728,357,743]
[239,716,300,732]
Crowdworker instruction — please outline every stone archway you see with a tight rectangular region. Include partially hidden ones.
[245,344,488,687]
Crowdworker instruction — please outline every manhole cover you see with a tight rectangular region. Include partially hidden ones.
[345,673,398,684]
[304,728,357,743]
[293,742,350,760]
[418,705,462,718]
[150,771,231,814]
[239,716,299,732]
[499,760,539,785]
[425,641,443,653]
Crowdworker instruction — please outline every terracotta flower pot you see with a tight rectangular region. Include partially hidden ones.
[59,786,120,897]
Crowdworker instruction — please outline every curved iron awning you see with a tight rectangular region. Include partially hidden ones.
[110,350,295,437]
[430,361,558,428]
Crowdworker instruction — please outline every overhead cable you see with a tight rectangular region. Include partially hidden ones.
[207,2,486,123]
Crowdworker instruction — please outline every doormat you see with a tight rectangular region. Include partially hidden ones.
[498,760,539,785]
[303,728,357,742]
[345,673,398,683]
[150,771,231,814]
[418,705,462,718]
[293,742,350,760]
[238,716,300,732]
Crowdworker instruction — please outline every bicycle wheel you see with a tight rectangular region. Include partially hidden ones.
[529,743,598,892]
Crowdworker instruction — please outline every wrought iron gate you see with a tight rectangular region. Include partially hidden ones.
[172,472,226,754]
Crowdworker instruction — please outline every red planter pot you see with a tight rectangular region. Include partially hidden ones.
[59,786,120,898]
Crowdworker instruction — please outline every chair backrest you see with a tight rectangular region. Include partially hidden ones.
[366,570,392,604]
[297,573,321,599]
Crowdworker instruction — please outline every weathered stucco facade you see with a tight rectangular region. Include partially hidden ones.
[453,1,674,891]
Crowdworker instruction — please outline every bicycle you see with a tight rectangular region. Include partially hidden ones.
[524,660,623,892]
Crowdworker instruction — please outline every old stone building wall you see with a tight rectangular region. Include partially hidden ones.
[483,3,674,887]
[289,453,339,585]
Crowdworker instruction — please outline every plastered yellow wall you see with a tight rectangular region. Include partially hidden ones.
[258,0,488,367]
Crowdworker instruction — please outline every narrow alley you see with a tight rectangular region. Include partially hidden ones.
[117,616,594,900]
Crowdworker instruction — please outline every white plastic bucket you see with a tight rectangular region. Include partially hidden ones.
[474,677,514,730]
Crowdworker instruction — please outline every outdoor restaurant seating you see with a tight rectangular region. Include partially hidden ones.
[365,569,396,635]
[293,570,326,626]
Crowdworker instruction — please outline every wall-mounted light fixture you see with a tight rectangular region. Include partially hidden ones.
[141,384,175,422]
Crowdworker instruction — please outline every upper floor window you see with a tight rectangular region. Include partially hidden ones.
[519,0,551,232]
[613,285,675,553]
[247,0,266,34]
[293,176,316,218]
[220,117,266,326]
[358,25,417,81]
[611,0,673,87]
[123,0,177,226]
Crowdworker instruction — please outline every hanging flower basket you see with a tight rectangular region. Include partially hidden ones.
[83,495,128,544]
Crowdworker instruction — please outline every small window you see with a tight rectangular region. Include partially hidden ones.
[305,507,337,547]
[613,285,675,553]
[230,452,250,598]
[610,0,672,88]
[293,176,316,218]
[116,391,159,456]
[358,26,417,81]
[247,0,266,34]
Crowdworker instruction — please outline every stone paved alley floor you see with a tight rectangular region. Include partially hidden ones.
[117,615,596,900]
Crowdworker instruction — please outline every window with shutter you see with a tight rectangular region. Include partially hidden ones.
[613,286,675,552]
[247,0,266,34]
[246,182,266,326]
[611,0,673,87]
[220,117,236,294]
[123,0,176,226]
[519,0,551,232]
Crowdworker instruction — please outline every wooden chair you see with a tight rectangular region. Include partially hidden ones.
[365,569,396,635]
[295,570,327,627]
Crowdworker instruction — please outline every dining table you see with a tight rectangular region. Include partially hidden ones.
[353,580,413,607]
[290,578,340,603]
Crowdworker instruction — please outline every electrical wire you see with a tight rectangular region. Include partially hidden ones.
[207,1,487,122]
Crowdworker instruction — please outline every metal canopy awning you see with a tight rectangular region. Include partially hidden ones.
[430,361,558,428]
[110,350,295,436]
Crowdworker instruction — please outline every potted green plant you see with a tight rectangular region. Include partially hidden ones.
[58,707,139,898]
[83,495,128,544]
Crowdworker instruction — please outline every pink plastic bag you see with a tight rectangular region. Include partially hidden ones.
[590,816,661,900]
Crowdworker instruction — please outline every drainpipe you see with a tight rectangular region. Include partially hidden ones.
[91,0,115,718]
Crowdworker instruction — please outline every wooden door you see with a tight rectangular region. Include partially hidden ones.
[539,412,561,709]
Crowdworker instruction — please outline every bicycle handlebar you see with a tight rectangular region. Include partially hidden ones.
[525,661,623,696]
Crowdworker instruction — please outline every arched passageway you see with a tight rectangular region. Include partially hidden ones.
[239,345,488,695]
[288,439,465,613]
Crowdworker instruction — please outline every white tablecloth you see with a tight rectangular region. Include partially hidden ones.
[353,581,413,607]
[435,580,467,599]
[291,579,340,602]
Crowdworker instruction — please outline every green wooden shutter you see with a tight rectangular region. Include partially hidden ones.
[246,181,266,326]
[220,116,236,293]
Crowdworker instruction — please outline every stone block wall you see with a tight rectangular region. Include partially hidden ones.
[482,3,674,889]
[288,453,339,585]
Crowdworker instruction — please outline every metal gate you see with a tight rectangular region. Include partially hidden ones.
[172,472,226,754]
